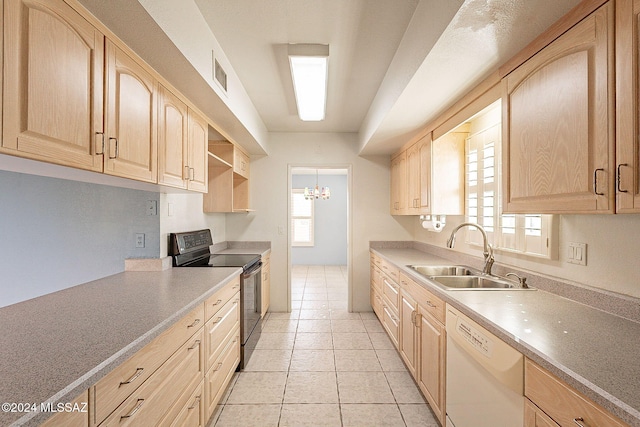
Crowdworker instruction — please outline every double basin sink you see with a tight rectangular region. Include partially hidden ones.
[409,265,532,290]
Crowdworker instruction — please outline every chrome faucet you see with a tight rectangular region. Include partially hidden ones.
[446,222,495,275]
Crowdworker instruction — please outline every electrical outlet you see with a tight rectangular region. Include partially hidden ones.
[567,242,587,265]
[135,233,145,248]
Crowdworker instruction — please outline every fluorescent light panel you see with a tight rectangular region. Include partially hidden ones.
[288,44,329,121]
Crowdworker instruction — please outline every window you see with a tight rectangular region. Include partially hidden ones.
[464,106,556,259]
[291,189,314,246]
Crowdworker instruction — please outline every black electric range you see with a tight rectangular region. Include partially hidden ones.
[169,229,262,369]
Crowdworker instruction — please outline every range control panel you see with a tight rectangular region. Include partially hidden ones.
[456,317,494,358]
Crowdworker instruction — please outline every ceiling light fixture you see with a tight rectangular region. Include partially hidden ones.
[288,44,329,121]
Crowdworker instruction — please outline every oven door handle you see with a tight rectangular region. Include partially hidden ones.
[242,261,262,277]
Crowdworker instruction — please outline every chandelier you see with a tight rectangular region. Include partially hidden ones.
[304,169,331,200]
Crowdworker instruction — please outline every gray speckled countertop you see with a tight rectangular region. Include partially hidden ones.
[0,267,241,426]
[372,247,640,427]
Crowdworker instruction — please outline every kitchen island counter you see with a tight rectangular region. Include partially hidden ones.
[0,267,241,426]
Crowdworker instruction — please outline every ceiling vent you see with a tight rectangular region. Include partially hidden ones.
[213,51,228,93]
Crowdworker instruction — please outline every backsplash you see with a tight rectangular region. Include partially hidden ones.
[0,170,160,307]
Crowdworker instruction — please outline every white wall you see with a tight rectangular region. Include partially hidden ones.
[225,132,414,312]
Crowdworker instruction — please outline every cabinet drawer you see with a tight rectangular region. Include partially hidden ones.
[382,304,399,349]
[379,258,400,282]
[92,304,204,425]
[525,359,628,427]
[205,295,240,372]
[100,329,204,426]
[205,327,240,420]
[401,274,445,324]
[170,380,205,427]
[382,276,400,311]
[371,288,383,319]
[205,276,240,321]
[524,398,560,427]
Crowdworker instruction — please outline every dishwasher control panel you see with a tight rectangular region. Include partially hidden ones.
[455,316,494,358]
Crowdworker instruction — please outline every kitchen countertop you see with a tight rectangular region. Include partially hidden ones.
[0,267,241,426]
[372,247,640,427]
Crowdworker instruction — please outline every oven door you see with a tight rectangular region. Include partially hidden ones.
[240,261,262,368]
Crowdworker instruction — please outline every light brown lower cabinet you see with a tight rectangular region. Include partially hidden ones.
[40,391,89,427]
[261,253,271,317]
[204,327,241,420]
[170,380,206,427]
[524,358,629,427]
[369,255,446,426]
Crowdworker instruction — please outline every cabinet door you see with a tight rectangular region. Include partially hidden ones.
[261,255,271,317]
[390,152,407,214]
[2,0,104,171]
[158,85,188,189]
[417,310,445,425]
[187,109,209,192]
[399,291,417,377]
[616,0,640,212]
[419,136,432,212]
[524,398,560,427]
[406,142,422,214]
[503,3,614,213]
[104,40,157,183]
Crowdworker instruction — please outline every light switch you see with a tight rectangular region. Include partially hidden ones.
[567,242,587,266]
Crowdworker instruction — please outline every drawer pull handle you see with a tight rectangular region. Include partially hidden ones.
[120,399,144,419]
[233,284,240,289]
[119,368,144,386]
[573,417,589,427]
[426,301,436,308]
[187,319,201,328]
[188,395,201,410]
[212,316,223,324]
[214,362,223,371]
[188,340,201,350]
[212,299,223,306]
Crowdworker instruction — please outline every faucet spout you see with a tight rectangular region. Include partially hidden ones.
[446,222,494,275]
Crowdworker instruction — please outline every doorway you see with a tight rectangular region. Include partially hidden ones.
[287,165,352,314]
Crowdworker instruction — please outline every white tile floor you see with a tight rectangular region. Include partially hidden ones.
[209,265,440,427]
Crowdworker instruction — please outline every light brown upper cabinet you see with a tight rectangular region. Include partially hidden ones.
[2,0,105,172]
[203,141,251,212]
[390,151,408,214]
[391,131,464,216]
[616,0,640,212]
[158,85,208,192]
[104,40,158,183]
[502,2,615,214]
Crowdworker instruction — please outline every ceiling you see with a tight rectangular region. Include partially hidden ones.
[78,0,582,155]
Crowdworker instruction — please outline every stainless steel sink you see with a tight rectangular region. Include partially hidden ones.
[409,265,477,277]
[430,275,521,290]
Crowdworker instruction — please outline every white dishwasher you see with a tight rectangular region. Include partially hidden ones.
[445,304,524,427]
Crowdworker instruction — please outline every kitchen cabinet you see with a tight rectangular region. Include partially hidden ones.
[524,358,629,427]
[204,141,252,212]
[104,40,157,183]
[170,380,206,427]
[502,2,615,213]
[91,304,204,425]
[391,131,464,216]
[398,288,417,377]
[99,329,204,426]
[261,252,271,317]
[157,85,208,192]
[615,0,640,212]
[390,151,407,214]
[2,0,105,172]
[370,254,383,319]
[203,277,241,421]
[399,272,446,425]
[40,390,88,427]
